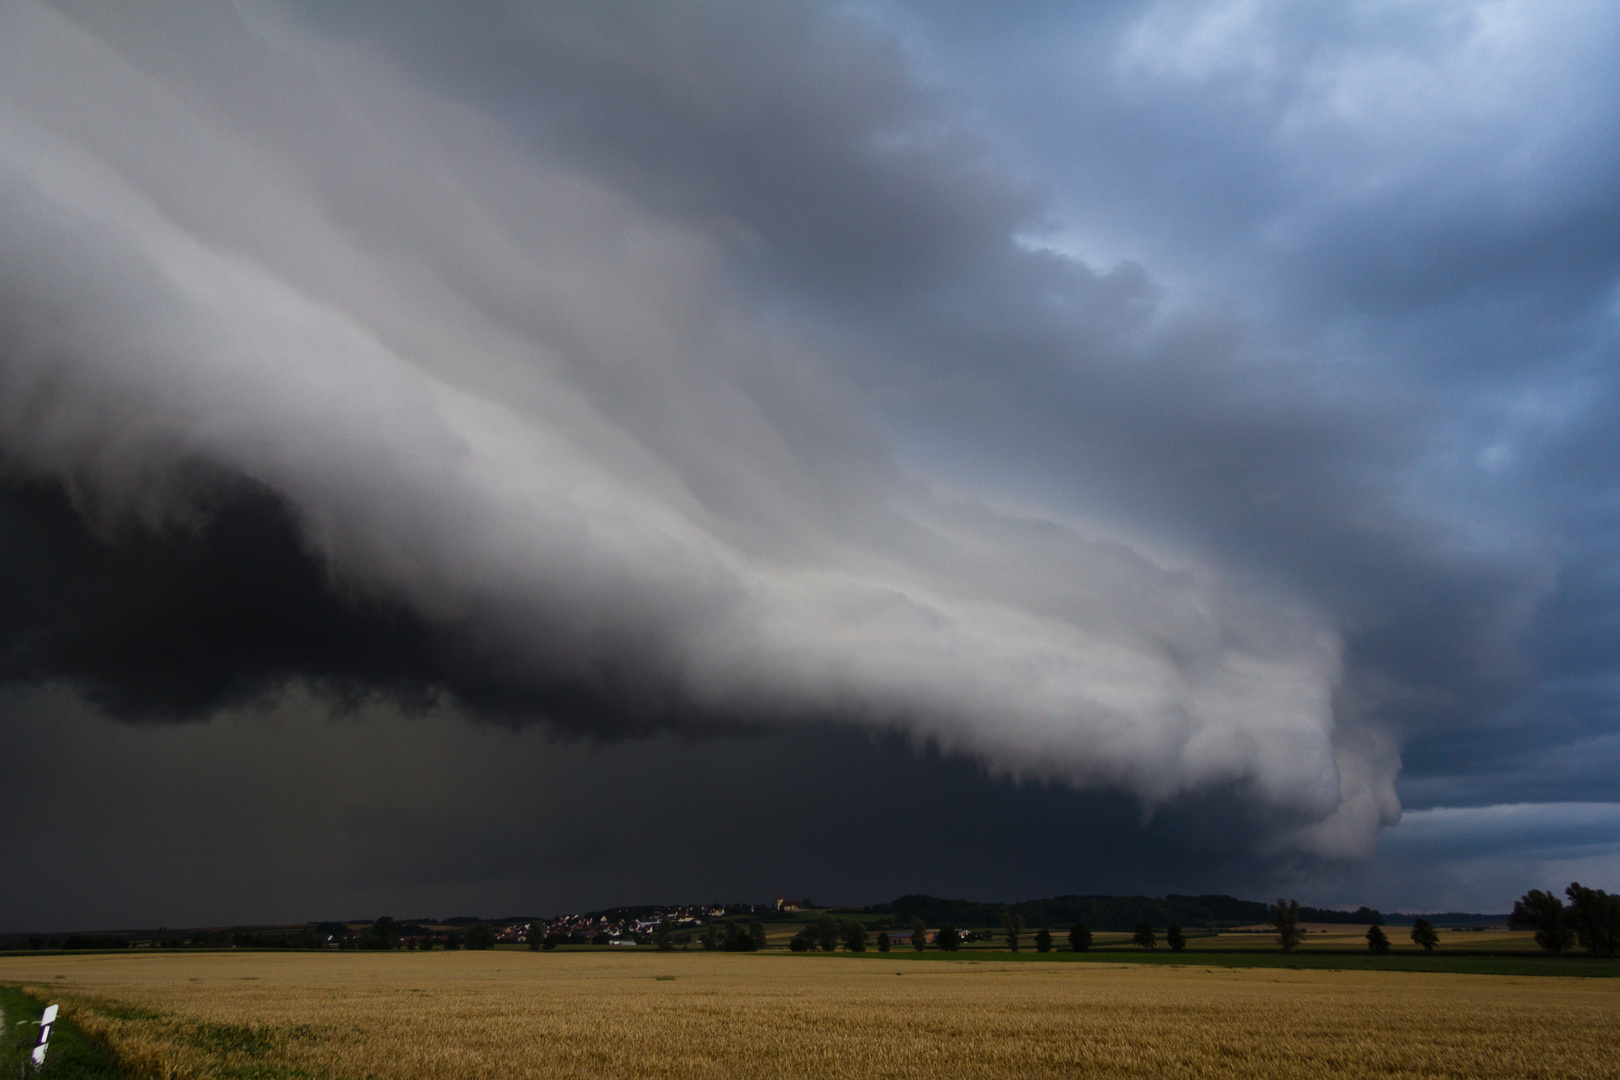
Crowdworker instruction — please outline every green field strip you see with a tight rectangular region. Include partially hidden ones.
[0,985,128,1078]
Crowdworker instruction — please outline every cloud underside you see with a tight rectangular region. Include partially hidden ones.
[4,0,1617,882]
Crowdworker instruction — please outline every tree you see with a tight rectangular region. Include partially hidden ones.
[366,916,399,951]
[1132,923,1156,950]
[936,924,961,952]
[1069,924,1092,952]
[876,931,891,953]
[699,926,720,951]
[654,919,676,952]
[1034,928,1053,953]
[1166,926,1186,952]
[1002,911,1025,952]
[1271,899,1302,954]
[911,918,928,952]
[1410,918,1439,955]
[813,915,839,953]
[1511,889,1573,956]
[592,931,612,946]
[1564,882,1620,958]
[1365,925,1390,954]
[840,921,869,953]
[716,920,758,951]
[528,923,543,951]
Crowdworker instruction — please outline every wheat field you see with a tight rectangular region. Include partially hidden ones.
[3,950,1616,1079]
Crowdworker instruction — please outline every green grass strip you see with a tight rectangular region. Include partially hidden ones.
[0,985,127,1078]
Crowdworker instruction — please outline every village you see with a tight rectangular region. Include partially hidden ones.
[495,904,729,947]
[488,896,808,947]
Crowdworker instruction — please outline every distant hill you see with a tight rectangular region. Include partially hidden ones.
[861,894,1384,930]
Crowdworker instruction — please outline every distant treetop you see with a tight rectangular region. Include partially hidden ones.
[864,893,1382,931]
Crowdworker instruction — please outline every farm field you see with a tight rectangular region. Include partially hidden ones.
[4,949,1618,1079]
[748,922,1590,972]
[861,925,1537,954]
[1135,925,1537,953]
[755,919,1540,956]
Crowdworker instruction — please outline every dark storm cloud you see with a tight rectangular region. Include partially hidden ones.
[280,0,1033,302]
[0,691,1288,931]
[296,0,1594,788]
[0,473,734,731]
[0,474,425,719]
[877,1,1620,755]
[0,0,1356,846]
[0,0,1617,918]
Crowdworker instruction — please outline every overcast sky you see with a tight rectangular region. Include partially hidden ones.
[2,0,1617,930]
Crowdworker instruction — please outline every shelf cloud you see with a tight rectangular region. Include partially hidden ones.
[3,0,1618,913]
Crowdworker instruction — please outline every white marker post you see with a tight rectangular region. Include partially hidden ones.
[29,1004,57,1069]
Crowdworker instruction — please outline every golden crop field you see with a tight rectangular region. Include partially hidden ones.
[4,950,1616,1080]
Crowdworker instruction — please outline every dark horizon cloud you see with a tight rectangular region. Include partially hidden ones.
[0,686,1321,934]
[0,0,1617,924]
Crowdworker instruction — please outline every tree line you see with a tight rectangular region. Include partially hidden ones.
[868,893,1383,930]
[1510,883,1619,958]
[783,913,1078,954]
[349,917,499,951]
[20,884,1613,959]
[781,888,1617,959]
[314,884,1620,960]
[342,887,1620,959]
